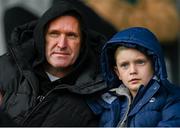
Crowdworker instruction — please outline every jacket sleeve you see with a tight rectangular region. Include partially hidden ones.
[0,107,17,126]
[158,98,180,127]
[86,92,121,127]
[0,53,18,92]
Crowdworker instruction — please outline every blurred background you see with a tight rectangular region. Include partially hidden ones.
[0,0,179,85]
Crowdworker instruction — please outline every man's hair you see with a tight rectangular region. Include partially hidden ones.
[44,10,84,40]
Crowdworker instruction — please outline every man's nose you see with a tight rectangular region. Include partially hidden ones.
[57,35,67,48]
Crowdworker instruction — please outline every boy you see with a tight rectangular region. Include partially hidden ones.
[88,27,180,127]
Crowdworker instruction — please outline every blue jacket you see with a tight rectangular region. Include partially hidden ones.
[87,27,180,127]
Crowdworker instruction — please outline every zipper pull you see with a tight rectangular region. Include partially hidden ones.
[37,95,45,102]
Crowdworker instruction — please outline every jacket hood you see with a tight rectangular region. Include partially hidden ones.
[8,1,107,94]
[33,0,87,66]
[8,1,87,69]
[101,27,167,87]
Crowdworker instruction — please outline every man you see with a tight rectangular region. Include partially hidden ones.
[0,1,107,126]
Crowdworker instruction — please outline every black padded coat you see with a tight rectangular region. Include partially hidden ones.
[0,1,107,126]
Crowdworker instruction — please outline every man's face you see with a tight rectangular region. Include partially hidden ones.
[45,15,81,71]
[114,47,154,97]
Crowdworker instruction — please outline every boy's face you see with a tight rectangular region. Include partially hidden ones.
[114,47,154,97]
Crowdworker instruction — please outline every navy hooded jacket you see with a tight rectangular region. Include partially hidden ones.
[88,27,180,127]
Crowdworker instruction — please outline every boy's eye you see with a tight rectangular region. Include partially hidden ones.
[120,63,129,69]
[136,60,145,65]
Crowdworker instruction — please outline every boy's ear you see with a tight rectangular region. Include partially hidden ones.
[114,66,121,80]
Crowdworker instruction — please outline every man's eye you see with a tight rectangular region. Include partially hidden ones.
[67,33,78,39]
[49,33,59,37]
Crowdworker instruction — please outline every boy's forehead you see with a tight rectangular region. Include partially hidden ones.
[114,45,152,60]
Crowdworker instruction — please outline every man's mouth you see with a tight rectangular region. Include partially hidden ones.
[53,52,70,56]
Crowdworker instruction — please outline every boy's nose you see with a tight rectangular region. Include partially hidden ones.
[129,64,137,75]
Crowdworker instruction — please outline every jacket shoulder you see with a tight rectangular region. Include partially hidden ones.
[0,53,17,71]
[0,53,19,89]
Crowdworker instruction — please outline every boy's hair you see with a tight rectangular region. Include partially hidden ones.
[113,45,154,70]
[114,46,127,61]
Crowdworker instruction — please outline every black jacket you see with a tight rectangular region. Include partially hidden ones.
[0,108,17,126]
[0,1,107,126]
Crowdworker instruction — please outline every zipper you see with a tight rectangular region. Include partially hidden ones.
[21,85,68,126]
[111,87,132,127]
[21,88,54,126]
[117,94,131,127]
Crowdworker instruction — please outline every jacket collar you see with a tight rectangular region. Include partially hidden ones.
[128,80,160,116]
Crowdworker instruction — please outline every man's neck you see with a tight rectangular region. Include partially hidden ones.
[44,63,72,78]
[46,71,60,81]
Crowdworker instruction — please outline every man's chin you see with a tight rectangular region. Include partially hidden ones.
[53,64,69,68]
